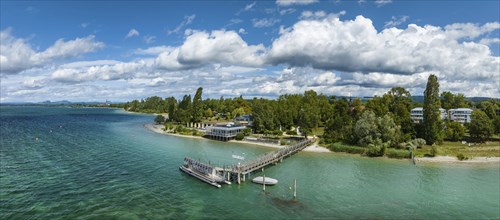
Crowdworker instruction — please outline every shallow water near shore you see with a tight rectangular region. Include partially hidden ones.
[1,106,499,219]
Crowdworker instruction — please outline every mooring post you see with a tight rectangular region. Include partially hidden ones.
[237,173,241,184]
[263,174,266,191]
[293,178,297,199]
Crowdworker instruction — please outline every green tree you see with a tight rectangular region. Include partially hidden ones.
[323,99,354,144]
[204,108,213,119]
[192,87,203,122]
[441,91,471,110]
[165,97,177,121]
[453,93,470,108]
[232,107,246,118]
[385,87,413,141]
[444,121,465,141]
[441,91,455,110]
[366,95,389,117]
[276,94,302,130]
[154,115,165,124]
[478,100,499,119]
[422,74,443,145]
[378,114,401,147]
[318,94,334,126]
[298,90,321,137]
[350,98,364,120]
[251,98,279,133]
[233,96,251,115]
[493,116,500,135]
[353,111,401,148]
[175,95,192,123]
[354,111,379,147]
[469,110,493,142]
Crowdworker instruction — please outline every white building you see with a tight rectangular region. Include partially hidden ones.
[449,108,473,123]
[410,107,424,123]
[205,123,245,141]
[410,107,447,123]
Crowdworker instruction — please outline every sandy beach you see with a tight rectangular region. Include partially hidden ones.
[144,123,205,140]
[303,144,331,152]
[416,156,500,164]
[144,123,498,163]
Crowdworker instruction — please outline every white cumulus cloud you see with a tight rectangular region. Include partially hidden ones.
[0,29,104,74]
[155,30,266,70]
[125,28,140,38]
[268,15,500,82]
[276,0,318,6]
[52,60,152,83]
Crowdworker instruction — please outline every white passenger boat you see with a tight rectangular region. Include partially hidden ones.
[252,176,278,185]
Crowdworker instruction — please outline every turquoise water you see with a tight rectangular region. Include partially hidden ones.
[1,106,499,219]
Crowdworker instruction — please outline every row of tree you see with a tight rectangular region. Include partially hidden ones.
[124,75,500,147]
[124,87,253,123]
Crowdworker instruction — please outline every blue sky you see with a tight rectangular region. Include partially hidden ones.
[1,0,499,102]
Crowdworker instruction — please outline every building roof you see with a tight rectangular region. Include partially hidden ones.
[450,108,473,111]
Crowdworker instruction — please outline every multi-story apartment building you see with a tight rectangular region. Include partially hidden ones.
[410,107,448,123]
[448,108,473,123]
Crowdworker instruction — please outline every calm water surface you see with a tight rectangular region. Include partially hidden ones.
[1,106,499,219]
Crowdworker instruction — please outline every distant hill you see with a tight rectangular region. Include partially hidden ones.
[0,100,123,106]
[349,96,498,104]
[410,96,498,104]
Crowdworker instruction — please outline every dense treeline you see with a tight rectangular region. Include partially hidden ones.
[125,76,500,152]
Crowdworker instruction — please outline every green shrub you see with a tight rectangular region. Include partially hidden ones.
[174,126,185,133]
[399,138,426,150]
[329,143,366,154]
[271,130,283,136]
[280,139,289,145]
[457,153,469,161]
[235,132,245,141]
[430,145,438,157]
[367,144,386,157]
[385,148,411,159]
[191,130,200,136]
[415,138,426,148]
[242,128,252,136]
[286,130,297,135]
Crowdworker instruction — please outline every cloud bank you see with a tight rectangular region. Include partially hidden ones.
[1,14,499,102]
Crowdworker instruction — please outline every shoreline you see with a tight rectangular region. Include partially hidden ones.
[415,156,500,164]
[143,123,331,152]
[144,123,499,164]
[144,123,205,140]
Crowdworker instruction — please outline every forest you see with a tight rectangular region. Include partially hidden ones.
[123,75,500,158]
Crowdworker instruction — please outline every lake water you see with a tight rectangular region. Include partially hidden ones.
[1,106,499,219]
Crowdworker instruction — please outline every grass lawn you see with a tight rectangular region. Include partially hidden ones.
[414,141,500,158]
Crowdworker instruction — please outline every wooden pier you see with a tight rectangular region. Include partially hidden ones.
[180,138,316,187]
[230,138,315,184]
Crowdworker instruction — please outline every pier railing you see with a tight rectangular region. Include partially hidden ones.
[233,138,315,175]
